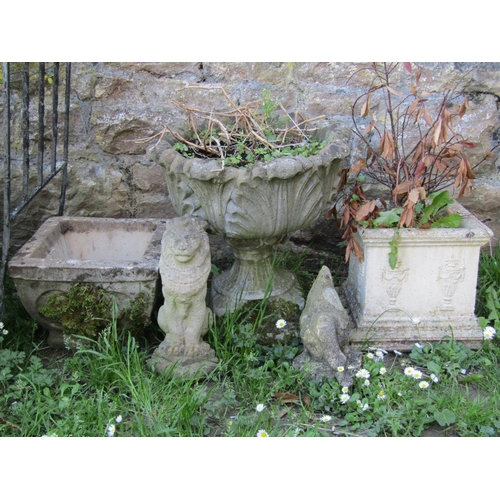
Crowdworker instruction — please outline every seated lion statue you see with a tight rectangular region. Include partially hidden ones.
[149,215,217,377]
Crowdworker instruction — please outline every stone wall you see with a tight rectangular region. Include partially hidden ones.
[2,62,500,251]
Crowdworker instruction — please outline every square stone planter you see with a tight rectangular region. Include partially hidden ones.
[8,217,166,348]
[343,202,493,350]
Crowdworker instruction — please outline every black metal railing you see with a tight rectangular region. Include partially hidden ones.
[0,62,71,318]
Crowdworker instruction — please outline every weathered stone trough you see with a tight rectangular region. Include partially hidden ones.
[9,217,166,347]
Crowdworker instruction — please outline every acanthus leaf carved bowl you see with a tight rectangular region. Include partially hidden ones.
[149,125,350,315]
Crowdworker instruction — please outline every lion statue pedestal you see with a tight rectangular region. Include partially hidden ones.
[148,215,218,378]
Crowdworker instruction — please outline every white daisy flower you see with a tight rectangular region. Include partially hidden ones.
[379,367,387,375]
[412,370,423,380]
[337,366,345,372]
[256,429,268,437]
[404,367,415,377]
[363,379,370,387]
[377,391,386,401]
[255,403,265,412]
[115,415,122,424]
[362,404,369,411]
[366,352,374,359]
[340,394,350,404]
[275,319,286,329]
[341,386,349,394]
[356,400,362,407]
[483,326,496,340]
[106,424,116,437]
[419,381,430,389]
[320,415,332,423]
[375,350,385,360]
[355,368,370,379]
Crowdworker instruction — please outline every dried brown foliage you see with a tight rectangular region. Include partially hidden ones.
[141,86,326,168]
[337,62,499,262]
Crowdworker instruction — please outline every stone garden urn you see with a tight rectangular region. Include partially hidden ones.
[149,125,350,315]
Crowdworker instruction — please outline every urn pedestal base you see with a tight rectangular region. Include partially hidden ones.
[210,237,304,316]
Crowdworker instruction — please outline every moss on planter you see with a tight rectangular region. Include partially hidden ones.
[39,283,152,343]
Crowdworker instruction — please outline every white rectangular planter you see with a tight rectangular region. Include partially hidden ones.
[343,202,493,350]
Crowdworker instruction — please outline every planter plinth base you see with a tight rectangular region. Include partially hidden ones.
[347,308,484,351]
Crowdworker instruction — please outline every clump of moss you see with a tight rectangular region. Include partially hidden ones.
[39,284,152,342]
[39,283,112,339]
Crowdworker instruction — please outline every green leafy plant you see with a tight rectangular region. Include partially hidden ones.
[408,336,478,380]
[370,190,461,230]
[477,285,500,334]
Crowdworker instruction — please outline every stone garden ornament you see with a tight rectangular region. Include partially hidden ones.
[294,266,361,386]
[8,217,165,348]
[148,121,350,316]
[148,215,218,377]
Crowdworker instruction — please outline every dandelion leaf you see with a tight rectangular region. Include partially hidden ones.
[485,286,500,322]
[430,213,462,228]
[426,360,441,375]
[434,409,456,427]
[373,208,402,228]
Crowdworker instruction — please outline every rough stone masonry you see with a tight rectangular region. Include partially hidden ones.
[1,62,499,252]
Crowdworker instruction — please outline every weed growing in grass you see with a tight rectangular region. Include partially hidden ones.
[1,277,42,352]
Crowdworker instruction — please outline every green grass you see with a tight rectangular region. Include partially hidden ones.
[476,245,500,318]
[1,248,500,437]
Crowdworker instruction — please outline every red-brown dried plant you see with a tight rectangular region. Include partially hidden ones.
[336,62,498,262]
